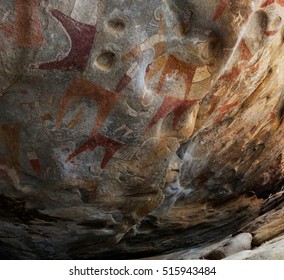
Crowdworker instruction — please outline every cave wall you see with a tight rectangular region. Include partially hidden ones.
[0,0,283,259]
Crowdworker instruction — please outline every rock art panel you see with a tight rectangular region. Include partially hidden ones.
[1,0,44,48]
[32,9,96,72]
[0,0,283,259]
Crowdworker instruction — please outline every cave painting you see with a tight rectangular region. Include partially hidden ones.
[212,40,254,123]
[261,0,284,7]
[146,96,200,132]
[27,151,42,175]
[213,0,229,21]
[0,124,20,189]
[264,29,279,36]
[118,14,166,94]
[0,0,44,48]
[32,9,96,72]
[1,0,268,173]
[122,14,198,99]
[56,77,120,136]
[115,62,139,93]
[66,134,125,169]
[1,0,284,260]
[0,124,20,171]
[213,0,284,22]
[122,12,202,134]
[122,14,165,61]
[146,55,197,98]
[219,39,253,82]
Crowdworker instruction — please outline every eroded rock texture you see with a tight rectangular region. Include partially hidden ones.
[0,0,283,259]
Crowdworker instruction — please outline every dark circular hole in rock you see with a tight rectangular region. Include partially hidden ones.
[95,51,116,71]
[108,18,126,32]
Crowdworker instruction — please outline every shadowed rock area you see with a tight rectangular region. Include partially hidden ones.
[0,0,283,259]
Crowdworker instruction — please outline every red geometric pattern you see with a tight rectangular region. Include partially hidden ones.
[213,0,229,21]
[34,9,96,72]
[146,96,199,131]
[261,0,284,7]
[66,134,124,169]
[56,77,120,136]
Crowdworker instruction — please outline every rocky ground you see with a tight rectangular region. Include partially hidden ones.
[144,191,284,260]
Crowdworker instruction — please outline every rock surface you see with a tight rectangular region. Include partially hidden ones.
[224,236,284,260]
[0,0,283,259]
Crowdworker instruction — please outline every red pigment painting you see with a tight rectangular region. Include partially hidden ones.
[146,96,199,131]
[1,0,44,48]
[261,0,284,8]
[33,9,96,72]
[56,77,120,136]
[66,134,124,169]
[213,0,229,21]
